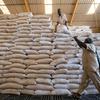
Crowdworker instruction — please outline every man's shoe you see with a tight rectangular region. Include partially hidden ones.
[71,92,81,99]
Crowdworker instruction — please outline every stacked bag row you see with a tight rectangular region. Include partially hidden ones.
[0,14,23,95]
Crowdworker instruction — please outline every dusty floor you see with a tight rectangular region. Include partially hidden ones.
[0,94,100,100]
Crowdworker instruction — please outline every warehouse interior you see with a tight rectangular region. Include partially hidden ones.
[0,0,100,32]
[0,0,100,100]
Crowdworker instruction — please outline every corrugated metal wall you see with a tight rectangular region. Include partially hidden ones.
[0,0,100,32]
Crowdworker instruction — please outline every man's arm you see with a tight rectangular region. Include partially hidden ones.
[63,14,69,29]
[73,36,87,48]
[55,22,59,32]
[65,21,69,30]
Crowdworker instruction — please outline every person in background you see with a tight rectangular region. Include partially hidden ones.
[55,8,68,32]
[72,36,100,98]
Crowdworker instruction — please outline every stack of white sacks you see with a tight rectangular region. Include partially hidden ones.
[0,14,23,95]
[26,15,54,95]
[0,13,99,95]
[51,33,72,94]
[14,13,34,95]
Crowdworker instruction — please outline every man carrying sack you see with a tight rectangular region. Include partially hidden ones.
[55,8,69,33]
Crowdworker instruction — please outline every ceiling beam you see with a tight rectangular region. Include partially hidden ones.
[24,0,30,12]
[70,0,79,25]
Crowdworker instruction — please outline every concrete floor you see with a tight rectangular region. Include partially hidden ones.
[0,94,100,100]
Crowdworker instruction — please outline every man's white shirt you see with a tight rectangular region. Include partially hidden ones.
[57,13,67,25]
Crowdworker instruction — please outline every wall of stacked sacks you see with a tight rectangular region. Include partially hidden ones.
[0,12,100,95]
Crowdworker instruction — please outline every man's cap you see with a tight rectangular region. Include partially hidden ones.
[84,37,93,43]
